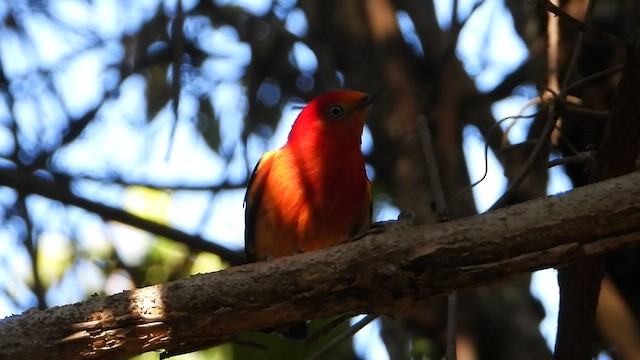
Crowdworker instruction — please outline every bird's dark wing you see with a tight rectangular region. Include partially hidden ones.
[244,151,276,263]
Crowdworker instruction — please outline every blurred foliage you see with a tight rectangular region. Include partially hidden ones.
[0,0,639,359]
[234,317,356,360]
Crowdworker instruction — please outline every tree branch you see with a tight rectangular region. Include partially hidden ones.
[0,168,245,265]
[2,171,640,359]
[535,0,630,49]
[54,171,244,192]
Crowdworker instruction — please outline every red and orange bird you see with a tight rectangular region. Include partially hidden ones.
[245,90,379,262]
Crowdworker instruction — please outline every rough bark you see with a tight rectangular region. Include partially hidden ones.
[2,171,640,360]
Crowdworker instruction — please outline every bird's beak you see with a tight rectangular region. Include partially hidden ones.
[356,92,384,109]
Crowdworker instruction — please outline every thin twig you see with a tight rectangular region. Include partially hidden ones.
[57,172,243,192]
[166,0,185,161]
[28,101,103,172]
[418,116,456,359]
[488,108,556,211]
[564,105,610,118]
[305,315,377,360]
[547,152,595,168]
[562,64,623,95]
[417,116,447,214]
[535,0,629,49]
[495,140,541,156]
[560,0,598,90]
[552,124,580,156]
[444,111,544,213]
[17,194,47,310]
[304,314,353,345]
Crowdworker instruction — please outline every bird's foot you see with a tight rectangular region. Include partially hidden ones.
[349,209,415,242]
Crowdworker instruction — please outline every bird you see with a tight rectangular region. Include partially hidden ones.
[244,90,378,263]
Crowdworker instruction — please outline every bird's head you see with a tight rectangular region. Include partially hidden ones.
[288,90,382,146]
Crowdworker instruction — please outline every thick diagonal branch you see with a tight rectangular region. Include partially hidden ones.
[2,171,640,360]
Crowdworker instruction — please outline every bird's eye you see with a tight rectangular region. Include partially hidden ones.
[327,105,343,119]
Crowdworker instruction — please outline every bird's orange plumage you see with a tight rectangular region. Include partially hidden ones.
[245,90,376,261]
